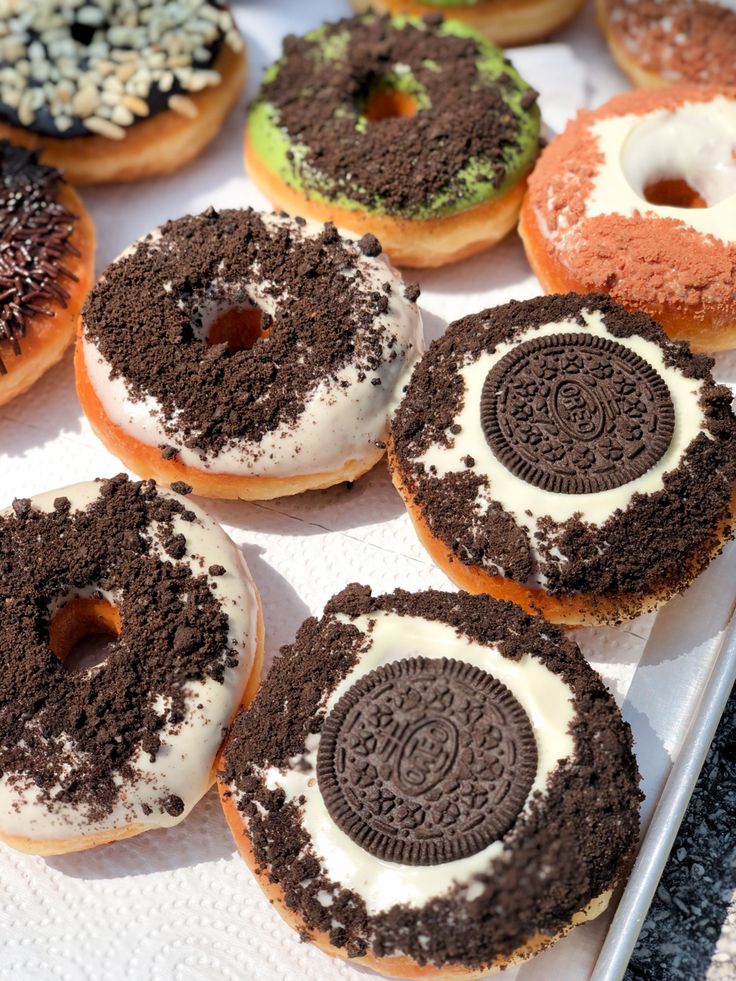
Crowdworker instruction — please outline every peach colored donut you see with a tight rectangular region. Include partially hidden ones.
[519,86,736,352]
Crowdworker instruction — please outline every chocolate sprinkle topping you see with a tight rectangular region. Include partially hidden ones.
[391,294,736,609]
[0,141,78,373]
[317,656,537,865]
[222,586,641,968]
[0,475,237,822]
[83,209,416,460]
[254,14,539,217]
[481,332,675,494]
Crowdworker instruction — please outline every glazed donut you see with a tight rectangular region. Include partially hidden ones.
[350,0,587,47]
[219,585,641,978]
[76,208,423,500]
[0,140,94,408]
[0,1,245,184]
[597,0,736,89]
[0,474,263,857]
[519,87,736,352]
[389,294,736,626]
[246,14,541,268]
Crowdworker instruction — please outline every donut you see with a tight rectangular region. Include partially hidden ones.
[245,14,541,268]
[0,140,94,408]
[0,1,245,184]
[389,293,736,626]
[218,585,641,978]
[597,0,736,89]
[519,87,736,352]
[350,0,587,47]
[76,208,423,500]
[0,474,263,856]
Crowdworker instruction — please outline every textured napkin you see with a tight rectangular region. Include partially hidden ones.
[1,3,732,980]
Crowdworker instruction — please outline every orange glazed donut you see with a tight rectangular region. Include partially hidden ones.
[597,0,736,89]
[350,0,587,46]
[218,585,641,978]
[389,294,736,627]
[0,1,245,184]
[0,140,94,407]
[519,86,736,352]
[0,475,263,857]
[76,209,422,500]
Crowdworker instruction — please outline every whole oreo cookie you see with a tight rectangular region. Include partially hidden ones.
[390,293,736,625]
[481,331,674,494]
[218,586,641,976]
[317,656,537,865]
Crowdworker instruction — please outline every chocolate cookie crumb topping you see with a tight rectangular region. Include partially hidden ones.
[83,209,415,460]
[0,475,236,821]
[253,14,539,217]
[0,142,78,372]
[391,293,736,606]
[317,657,536,865]
[481,332,675,494]
[223,586,641,968]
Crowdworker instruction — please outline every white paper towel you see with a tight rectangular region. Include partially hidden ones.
[1,3,732,980]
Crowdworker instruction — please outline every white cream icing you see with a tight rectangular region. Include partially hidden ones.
[256,611,575,915]
[0,480,260,843]
[82,212,423,478]
[585,95,736,245]
[413,309,704,577]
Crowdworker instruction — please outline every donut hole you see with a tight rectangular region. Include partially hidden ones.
[643,178,708,209]
[364,87,418,123]
[49,598,121,673]
[206,306,270,353]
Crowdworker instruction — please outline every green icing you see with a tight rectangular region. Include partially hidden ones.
[248,15,541,221]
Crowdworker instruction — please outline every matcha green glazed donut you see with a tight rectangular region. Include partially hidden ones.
[245,14,542,267]
[349,0,587,47]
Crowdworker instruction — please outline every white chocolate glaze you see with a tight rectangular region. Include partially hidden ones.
[586,96,736,245]
[82,213,423,478]
[415,309,704,575]
[0,481,260,843]
[257,611,575,915]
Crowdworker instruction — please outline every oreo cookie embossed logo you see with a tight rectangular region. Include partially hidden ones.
[480,332,675,494]
[316,657,537,866]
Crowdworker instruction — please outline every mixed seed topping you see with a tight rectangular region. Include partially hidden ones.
[0,140,78,371]
[0,0,243,139]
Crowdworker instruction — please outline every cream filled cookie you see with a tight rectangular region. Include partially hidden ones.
[0,474,263,856]
[389,294,736,626]
[519,87,736,351]
[246,14,541,267]
[219,585,641,978]
[597,0,736,89]
[0,140,94,407]
[76,209,423,500]
[0,1,245,184]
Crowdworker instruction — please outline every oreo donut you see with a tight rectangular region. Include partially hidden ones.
[519,87,736,351]
[0,1,245,184]
[246,13,541,268]
[389,293,736,626]
[76,208,422,500]
[219,585,641,978]
[0,475,263,856]
[597,0,736,89]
